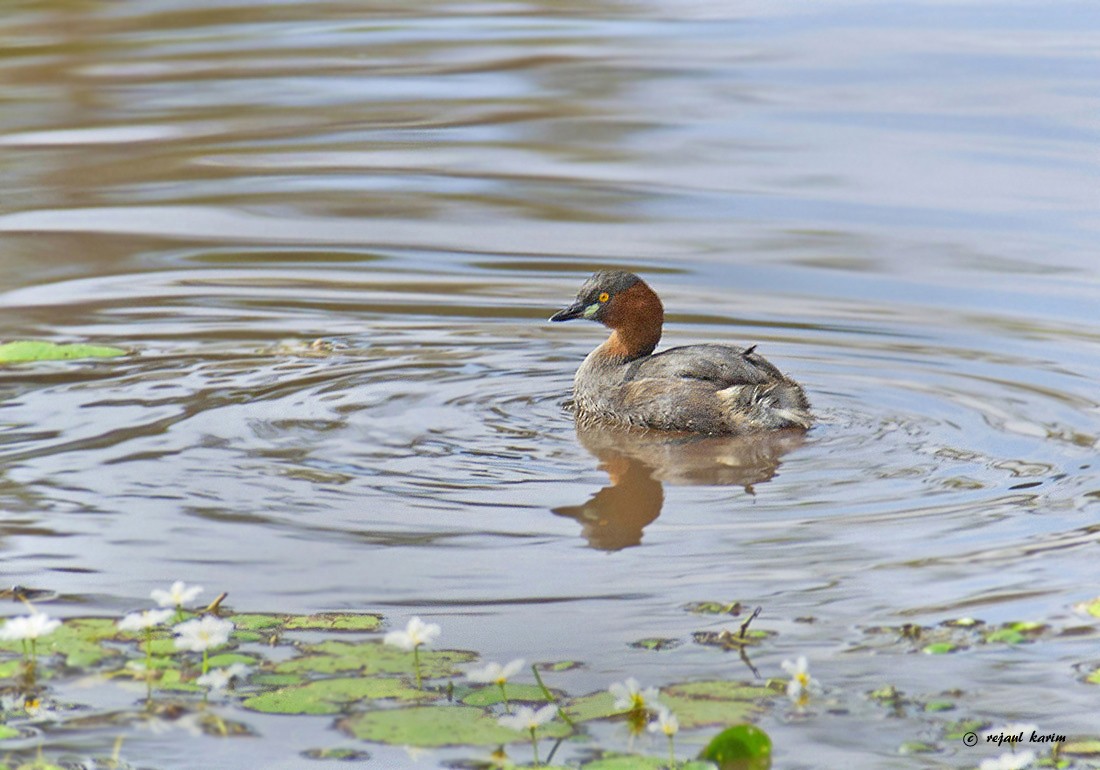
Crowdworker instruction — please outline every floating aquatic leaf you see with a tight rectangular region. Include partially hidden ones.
[244,676,432,715]
[0,723,20,740]
[459,683,555,707]
[921,643,958,655]
[284,613,382,632]
[275,639,475,678]
[699,723,772,769]
[685,601,744,616]
[301,747,371,761]
[339,705,571,746]
[943,719,987,740]
[923,700,955,712]
[565,681,770,729]
[0,618,121,668]
[0,340,127,363]
[630,637,681,651]
[536,660,582,672]
[1072,598,1100,618]
[581,755,716,769]
[692,629,773,650]
[206,653,259,669]
[228,614,286,631]
[1063,740,1100,756]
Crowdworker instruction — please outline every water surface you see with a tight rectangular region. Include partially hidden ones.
[1,0,1099,767]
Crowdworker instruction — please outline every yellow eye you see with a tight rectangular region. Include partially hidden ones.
[598,292,610,303]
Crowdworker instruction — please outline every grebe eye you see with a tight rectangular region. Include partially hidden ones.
[598,292,610,303]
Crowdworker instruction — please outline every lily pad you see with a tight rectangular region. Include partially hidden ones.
[582,756,715,769]
[339,705,571,746]
[685,601,744,616]
[699,724,772,769]
[285,613,382,632]
[630,638,682,651]
[1063,740,1100,756]
[921,643,958,655]
[275,640,475,678]
[301,748,371,761]
[0,724,19,740]
[693,629,773,650]
[459,683,555,707]
[566,681,770,729]
[0,618,120,668]
[228,614,286,632]
[243,676,433,714]
[0,340,128,363]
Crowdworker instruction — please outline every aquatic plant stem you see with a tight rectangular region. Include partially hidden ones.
[668,734,677,769]
[529,727,540,767]
[202,648,209,676]
[531,664,575,727]
[413,645,422,690]
[498,681,510,712]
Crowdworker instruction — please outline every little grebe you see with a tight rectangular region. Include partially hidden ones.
[550,271,811,434]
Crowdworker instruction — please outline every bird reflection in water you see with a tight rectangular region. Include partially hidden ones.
[554,424,805,551]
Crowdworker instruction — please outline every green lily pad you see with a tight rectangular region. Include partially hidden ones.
[923,700,955,712]
[206,653,259,668]
[275,640,475,679]
[155,668,202,692]
[339,705,571,746]
[684,602,744,616]
[566,681,770,729]
[692,629,773,650]
[0,340,128,363]
[661,682,771,729]
[536,661,582,672]
[243,676,433,714]
[699,724,772,768]
[0,660,23,680]
[944,719,987,740]
[459,683,554,707]
[921,642,958,655]
[251,672,305,687]
[1073,599,1100,618]
[285,613,382,632]
[0,618,120,668]
[229,614,286,631]
[1063,740,1100,756]
[582,756,715,769]
[301,748,371,761]
[630,638,681,651]
[0,724,19,740]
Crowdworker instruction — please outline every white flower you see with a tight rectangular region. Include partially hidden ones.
[979,750,1036,770]
[609,677,660,712]
[647,706,679,736]
[497,704,557,732]
[196,662,251,690]
[383,617,441,651]
[467,658,525,685]
[0,613,62,641]
[173,616,233,652]
[118,609,174,632]
[151,581,203,609]
[781,656,821,703]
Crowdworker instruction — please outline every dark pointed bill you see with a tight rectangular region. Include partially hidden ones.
[549,300,587,322]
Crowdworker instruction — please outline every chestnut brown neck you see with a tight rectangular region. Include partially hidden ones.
[600,280,663,360]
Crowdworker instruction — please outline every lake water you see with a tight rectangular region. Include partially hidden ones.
[1,1,1099,768]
